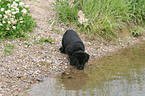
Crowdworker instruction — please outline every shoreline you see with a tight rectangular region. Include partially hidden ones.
[0,0,145,95]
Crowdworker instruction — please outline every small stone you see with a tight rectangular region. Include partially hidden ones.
[92,54,97,57]
[36,78,43,82]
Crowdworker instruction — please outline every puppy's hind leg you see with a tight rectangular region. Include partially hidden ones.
[59,47,65,53]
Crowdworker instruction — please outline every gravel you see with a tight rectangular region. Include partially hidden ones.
[0,0,144,95]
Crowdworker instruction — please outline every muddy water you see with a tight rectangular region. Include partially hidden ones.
[26,41,145,96]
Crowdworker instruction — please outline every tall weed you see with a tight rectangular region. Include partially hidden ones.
[54,0,145,40]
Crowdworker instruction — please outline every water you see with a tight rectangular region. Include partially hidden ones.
[26,41,145,96]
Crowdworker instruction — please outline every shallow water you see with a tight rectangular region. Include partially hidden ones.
[26,41,145,96]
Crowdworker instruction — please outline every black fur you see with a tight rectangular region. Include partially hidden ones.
[59,30,89,70]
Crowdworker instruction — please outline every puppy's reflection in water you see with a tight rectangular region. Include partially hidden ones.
[61,68,88,90]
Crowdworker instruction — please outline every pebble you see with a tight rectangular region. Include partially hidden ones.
[92,54,97,57]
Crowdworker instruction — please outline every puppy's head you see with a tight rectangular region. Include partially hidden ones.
[71,51,89,70]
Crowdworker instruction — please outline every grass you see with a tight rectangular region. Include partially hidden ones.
[4,48,14,56]
[131,26,145,37]
[24,42,32,46]
[4,42,15,48]
[40,36,56,44]
[3,42,15,56]
[33,36,56,44]
[54,0,145,41]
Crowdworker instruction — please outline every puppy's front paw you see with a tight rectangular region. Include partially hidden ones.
[70,61,75,66]
[59,47,65,53]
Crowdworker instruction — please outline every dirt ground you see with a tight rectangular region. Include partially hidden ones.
[0,0,144,95]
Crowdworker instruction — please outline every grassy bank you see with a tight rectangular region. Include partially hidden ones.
[54,0,145,40]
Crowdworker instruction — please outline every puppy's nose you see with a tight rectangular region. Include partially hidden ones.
[77,67,84,70]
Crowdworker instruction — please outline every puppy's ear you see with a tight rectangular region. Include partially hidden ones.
[70,56,76,66]
[65,45,71,55]
[85,53,90,62]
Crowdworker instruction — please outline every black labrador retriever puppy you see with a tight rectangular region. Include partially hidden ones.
[59,30,89,70]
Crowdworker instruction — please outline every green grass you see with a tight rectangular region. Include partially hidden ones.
[24,42,32,46]
[4,48,14,56]
[40,36,56,44]
[131,26,145,37]
[3,42,15,56]
[54,0,145,40]
[4,42,15,48]
[33,36,56,44]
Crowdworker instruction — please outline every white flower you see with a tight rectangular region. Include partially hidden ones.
[19,2,24,7]
[11,9,15,11]
[25,5,29,8]
[7,4,10,6]
[21,8,27,14]
[2,21,6,23]
[13,6,17,9]
[8,21,11,24]
[12,15,15,18]
[6,27,10,30]
[1,8,4,11]
[20,21,24,23]
[19,17,23,20]
[15,0,19,1]
[11,1,18,8]
[16,8,19,13]
[8,13,12,17]
[12,20,17,24]
[0,23,3,26]
[12,12,17,15]
[4,15,8,19]
[0,14,2,18]
[16,10,19,13]
[10,18,14,22]
[12,26,16,30]
[5,10,11,14]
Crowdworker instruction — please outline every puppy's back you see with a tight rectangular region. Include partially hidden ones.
[63,30,82,44]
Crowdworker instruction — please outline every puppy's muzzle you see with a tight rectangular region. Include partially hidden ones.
[77,65,84,70]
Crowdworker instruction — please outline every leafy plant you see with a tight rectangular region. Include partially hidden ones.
[0,0,36,39]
